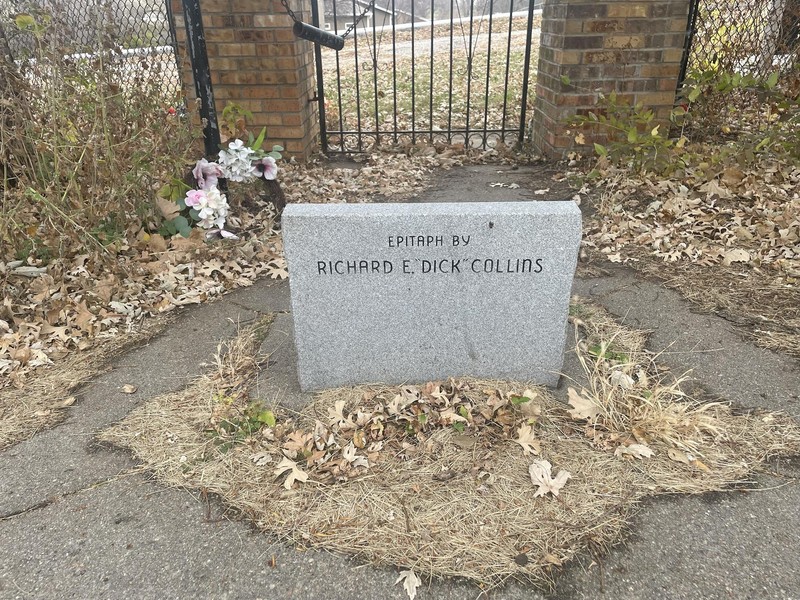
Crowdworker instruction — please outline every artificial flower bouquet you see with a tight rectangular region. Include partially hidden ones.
[158,127,283,239]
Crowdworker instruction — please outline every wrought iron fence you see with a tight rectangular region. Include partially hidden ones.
[683,0,799,81]
[313,0,540,153]
[0,0,181,100]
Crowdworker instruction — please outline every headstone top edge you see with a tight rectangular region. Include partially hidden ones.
[282,201,581,218]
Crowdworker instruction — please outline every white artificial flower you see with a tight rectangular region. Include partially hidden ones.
[198,213,216,229]
[190,184,230,230]
[205,186,225,210]
[254,156,278,180]
[228,139,247,152]
[218,139,256,182]
[192,158,223,190]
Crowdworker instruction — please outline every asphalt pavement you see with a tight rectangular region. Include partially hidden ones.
[2,167,799,599]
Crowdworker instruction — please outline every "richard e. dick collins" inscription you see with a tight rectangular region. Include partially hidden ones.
[316,234,544,276]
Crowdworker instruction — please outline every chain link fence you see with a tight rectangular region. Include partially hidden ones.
[0,0,182,100]
[685,0,799,80]
[679,0,799,135]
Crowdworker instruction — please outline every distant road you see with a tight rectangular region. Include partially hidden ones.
[325,8,542,62]
[362,28,539,60]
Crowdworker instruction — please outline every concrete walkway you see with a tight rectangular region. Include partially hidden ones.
[2,271,799,600]
[2,171,799,599]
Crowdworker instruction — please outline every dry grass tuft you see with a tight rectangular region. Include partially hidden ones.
[101,300,800,591]
[0,317,167,451]
[635,259,800,359]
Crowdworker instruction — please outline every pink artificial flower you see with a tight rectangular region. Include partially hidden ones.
[192,158,223,190]
[185,189,206,208]
[254,156,278,181]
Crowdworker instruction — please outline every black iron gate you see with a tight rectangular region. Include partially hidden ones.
[311,0,539,153]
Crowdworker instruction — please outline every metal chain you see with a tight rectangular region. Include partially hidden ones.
[280,0,301,24]
[280,0,375,40]
[341,0,377,40]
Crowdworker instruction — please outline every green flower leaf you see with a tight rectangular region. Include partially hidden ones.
[765,71,779,90]
[257,410,276,427]
[173,215,191,237]
[14,14,36,30]
[252,127,267,151]
[593,142,607,157]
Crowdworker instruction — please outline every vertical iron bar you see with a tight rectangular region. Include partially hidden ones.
[429,0,435,141]
[311,0,328,153]
[333,1,346,150]
[181,0,220,159]
[482,0,494,148]
[517,0,536,145]
[465,0,475,145]
[500,0,514,144]
[411,0,416,143]
[352,0,363,151]
[678,0,701,88]
[447,0,454,142]
[391,0,398,143]
[372,2,380,146]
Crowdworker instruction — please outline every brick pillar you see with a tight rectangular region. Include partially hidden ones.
[171,0,319,159]
[531,0,691,158]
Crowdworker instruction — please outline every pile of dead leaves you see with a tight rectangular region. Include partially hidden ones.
[582,153,799,356]
[101,299,800,596]
[584,158,799,271]
[0,146,487,449]
[0,223,285,391]
[281,148,458,204]
[210,380,547,490]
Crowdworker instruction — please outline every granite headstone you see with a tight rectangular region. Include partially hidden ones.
[282,202,581,390]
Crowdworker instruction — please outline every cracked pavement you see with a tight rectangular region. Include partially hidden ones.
[2,269,799,599]
[2,169,799,599]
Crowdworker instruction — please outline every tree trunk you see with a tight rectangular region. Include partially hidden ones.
[760,0,789,73]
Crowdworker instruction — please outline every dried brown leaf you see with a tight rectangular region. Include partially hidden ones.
[614,443,654,460]
[273,456,309,489]
[529,459,571,498]
[567,387,601,421]
[395,569,421,600]
[513,423,541,456]
[155,197,180,220]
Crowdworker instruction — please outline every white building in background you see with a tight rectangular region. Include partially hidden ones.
[321,0,428,32]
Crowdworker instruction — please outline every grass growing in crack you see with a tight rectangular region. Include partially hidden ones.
[102,300,800,592]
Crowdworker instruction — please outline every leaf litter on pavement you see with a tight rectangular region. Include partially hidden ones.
[6,138,799,593]
[580,156,799,357]
[101,299,800,595]
[0,146,480,450]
